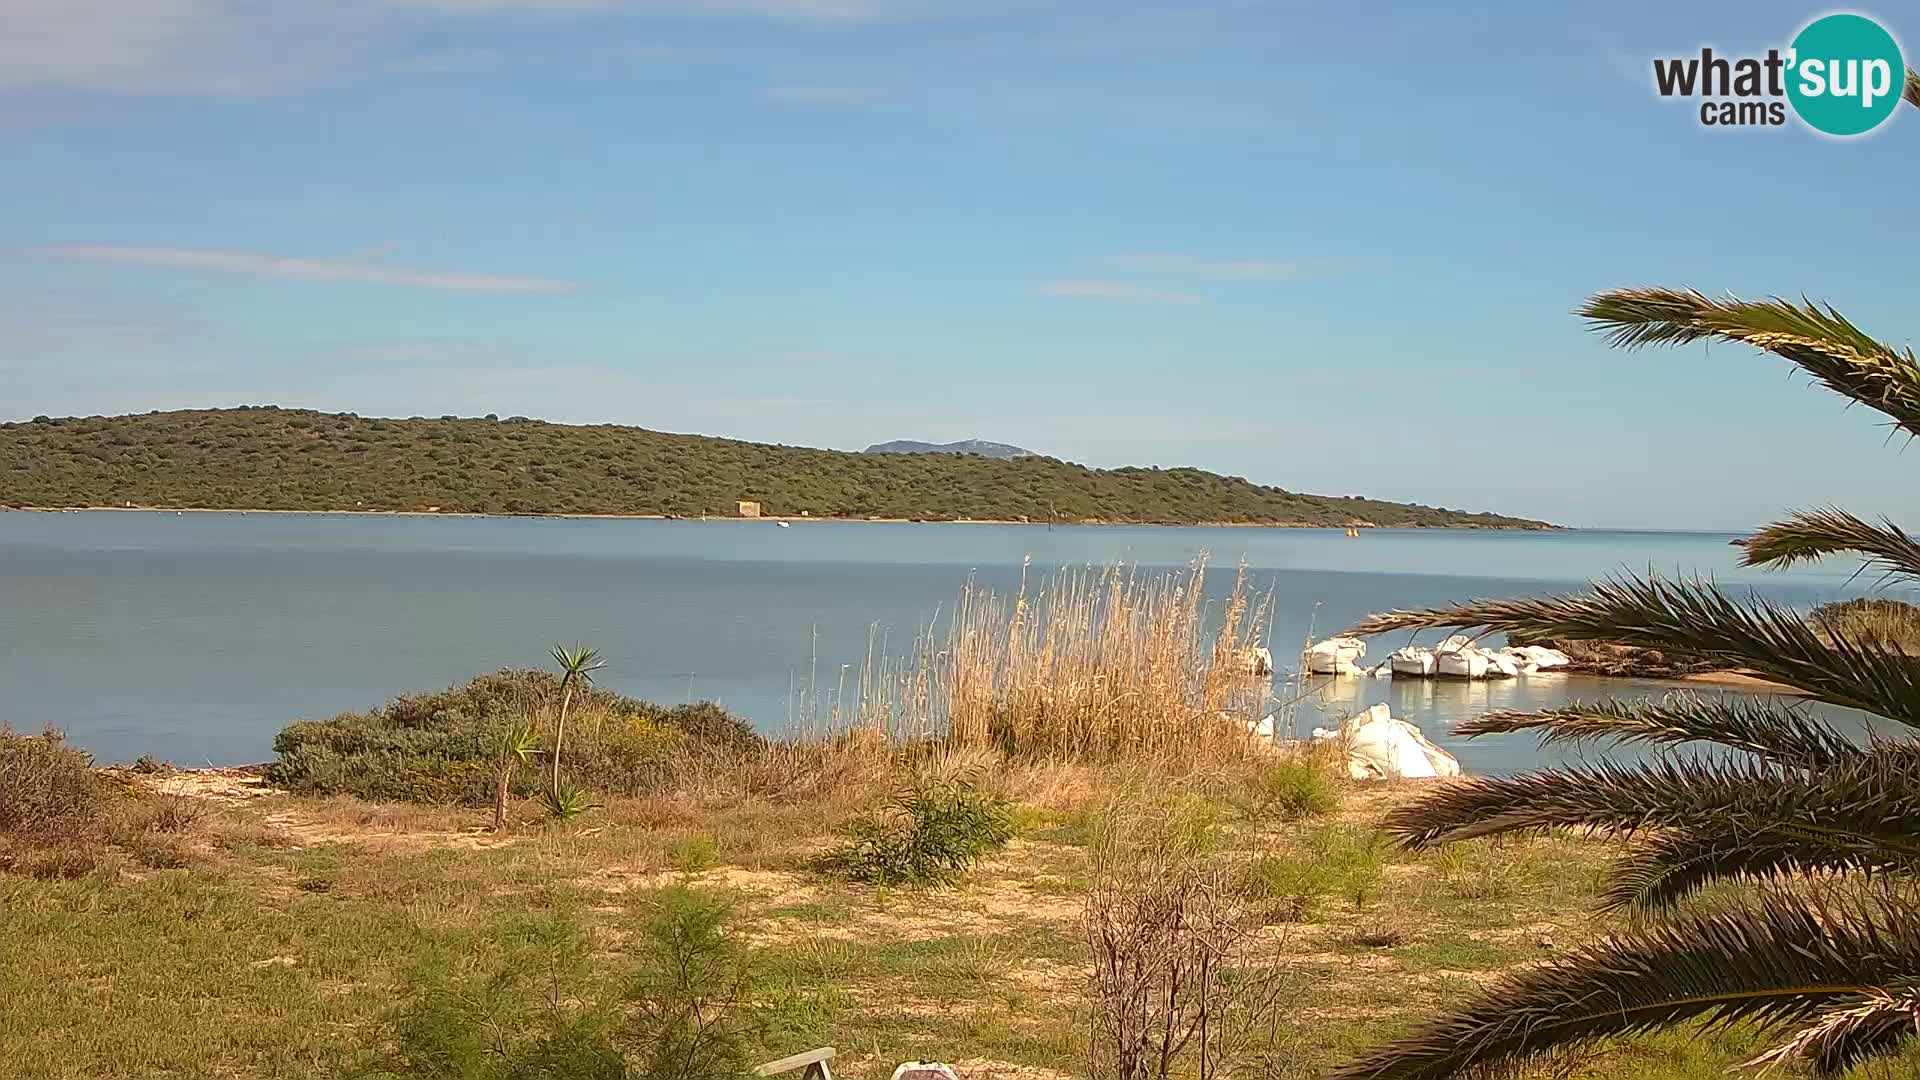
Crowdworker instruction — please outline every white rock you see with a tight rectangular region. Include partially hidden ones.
[1340,704,1462,781]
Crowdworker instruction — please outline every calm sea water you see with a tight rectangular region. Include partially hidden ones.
[0,511,1894,772]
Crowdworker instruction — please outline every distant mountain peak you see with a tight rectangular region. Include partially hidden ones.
[863,438,1034,459]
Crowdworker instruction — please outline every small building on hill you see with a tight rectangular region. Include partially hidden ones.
[736,500,762,518]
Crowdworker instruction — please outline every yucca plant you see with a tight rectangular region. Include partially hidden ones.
[547,643,605,810]
[490,718,540,832]
[1332,87,1920,1080]
[541,776,596,822]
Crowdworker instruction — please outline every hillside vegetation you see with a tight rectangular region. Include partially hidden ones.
[0,407,1550,527]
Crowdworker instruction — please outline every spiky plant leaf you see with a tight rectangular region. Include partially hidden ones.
[1382,754,1920,876]
[542,778,595,821]
[1580,287,1920,437]
[1743,984,1920,1077]
[1738,506,1920,584]
[1326,896,1920,1080]
[550,644,605,684]
[1458,693,1859,768]
[1348,575,1920,727]
[1600,828,1866,911]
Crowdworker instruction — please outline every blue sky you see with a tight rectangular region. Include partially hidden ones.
[3,0,1916,530]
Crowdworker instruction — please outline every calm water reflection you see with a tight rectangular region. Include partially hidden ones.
[0,511,1892,769]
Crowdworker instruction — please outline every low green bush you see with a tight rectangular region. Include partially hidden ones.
[375,888,760,1080]
[265,669,762,805]
[376,913,626,1080]
[627,886,762,1080]
[812,775,1014,885]
[0,729,102,841]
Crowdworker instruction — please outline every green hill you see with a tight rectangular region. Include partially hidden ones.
[0,408,1551,528]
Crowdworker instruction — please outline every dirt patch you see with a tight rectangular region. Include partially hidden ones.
[952,1060,1078,1080]
[1004,960,1081,996]
[117,766,275,803]
[254,809,514,854]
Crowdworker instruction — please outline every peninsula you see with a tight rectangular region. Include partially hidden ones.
[0,408,1553,528]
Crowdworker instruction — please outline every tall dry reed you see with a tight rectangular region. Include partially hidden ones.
[804,558,1275,763]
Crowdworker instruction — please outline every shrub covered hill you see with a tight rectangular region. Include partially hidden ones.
[0,407,1551,527]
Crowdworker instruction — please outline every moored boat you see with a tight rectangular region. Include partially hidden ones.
[1388,646,1436,677]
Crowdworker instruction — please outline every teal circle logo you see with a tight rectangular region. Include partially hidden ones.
[1787,13,1904,136]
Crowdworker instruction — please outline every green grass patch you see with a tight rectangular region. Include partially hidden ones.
[1245,823,1390,919]
[1237,756,1338,821]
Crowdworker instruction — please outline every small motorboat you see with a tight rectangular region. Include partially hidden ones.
[776,521,791,528]
[1304,635,1367,675]
[1388,646,1436,678]
[1435,645,1491,679]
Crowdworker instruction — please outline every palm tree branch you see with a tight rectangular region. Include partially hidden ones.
[1383,755,1920,862]
[1327,897,1920,1080]
[1458,693,1859,767]
[1348,575,1920,726]
[1579,287,1920,437]
[1600,828,1911,912]
[1744,984,1920,1078]
[1908,66,1920,110]
[1738,506,1920,583]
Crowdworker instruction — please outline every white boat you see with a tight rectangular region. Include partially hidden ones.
[1512,644,1571,670]
[1304,635,1367,676]
[1484,649,1523,678]
[1435,646,1490,679]
[1388,646,1436,678]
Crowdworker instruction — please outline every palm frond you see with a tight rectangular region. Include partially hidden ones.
[1382,755,1920,872]
[1327,896,1920,1080]
[1580,287,1920,437]
[1908,66,1920,110]
[1457,693,1859,768]
[1739,507,1920,583]
[1600,829,1864,911]
[1348,575,1920,727]
[1743,984,1920,1078]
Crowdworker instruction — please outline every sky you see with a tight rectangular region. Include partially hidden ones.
[3,0,1916,531]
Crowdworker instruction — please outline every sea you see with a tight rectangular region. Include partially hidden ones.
[0,511,1894,773]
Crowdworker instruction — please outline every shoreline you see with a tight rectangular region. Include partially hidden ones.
[1,504,1561,530]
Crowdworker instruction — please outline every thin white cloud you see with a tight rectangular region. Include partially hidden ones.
[1035,280,1202,305]
[764,84,868,104]
[0,0,962,94]
[384,47,507,74]
[0,0,379,95]
[39,245,580,295]
[1111,253,1354,280]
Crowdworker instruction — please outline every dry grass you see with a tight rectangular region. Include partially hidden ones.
[1810,597,1920,654]
[810,559,1275,764]
[0,739,1784,1080]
